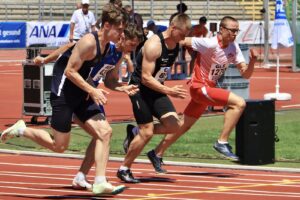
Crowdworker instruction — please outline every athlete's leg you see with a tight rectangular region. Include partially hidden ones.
[123,122,154,168]
[155,114,198,157]
[153,112,181,134]
[82,114,125,194]
[194,86,243,160]
[2,97,73,153]
[23,127,70,153]
[74,101,124,193]
[154,97,207,157]
[70,116,95,190]
[73,116,96,175]
[218,92,245,142]
[83,113,112,178]
[19,91,73,153]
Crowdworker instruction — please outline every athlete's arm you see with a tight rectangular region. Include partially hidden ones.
[64,34,109,105]
[123,53,134,73]
[142,36,187,99]
[104,54,139,96]
[181,37,212,54]
[33,42,75,65]
[69,22,75,42]
[179,37,192,48]
[237,48,257,79]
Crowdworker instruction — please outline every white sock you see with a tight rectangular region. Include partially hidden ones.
[94,176,106,184]
[119,165,129,171]
[18,127,26,136]
[218,140,228,144]
[75,171,85,181]
[132,127,139,136]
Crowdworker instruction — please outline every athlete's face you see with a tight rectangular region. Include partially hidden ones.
[172,26,190,43]
[108,23,125,44]
[122,37,140,53]
[220,20,240,43]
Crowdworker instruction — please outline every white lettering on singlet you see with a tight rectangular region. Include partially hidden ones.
[92,64,115,82]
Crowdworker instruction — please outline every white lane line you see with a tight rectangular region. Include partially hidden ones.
[213,191,300,199]
[0,72,22,76]
[1,181,299,200]
[282,104,300,108]
[1,171,300,193]
[0,185,90,194]
[0,191,122,200]
[0,69,23,73]
[0,186,169,199]
[0,60,24,63]
[0,169,297,187]
[252,77,300,80]
[1,161,300,179]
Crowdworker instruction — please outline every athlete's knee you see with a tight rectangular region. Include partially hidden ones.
[139,127,154,142]
[96,126,113,141]
[103,127,113,141]
[51,130,70,153]
[230,97,246,112]
[236,98,246,111]
[52,144,68,153]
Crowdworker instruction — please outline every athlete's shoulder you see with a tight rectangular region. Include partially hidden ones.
[193,36,217,48]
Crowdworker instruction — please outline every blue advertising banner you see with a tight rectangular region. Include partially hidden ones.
[27,21,70,47]
[0,22,26,48]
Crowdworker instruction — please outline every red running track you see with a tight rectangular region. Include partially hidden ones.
[0,51,300,199]
[0,63,300,130]
[0,153,300,200]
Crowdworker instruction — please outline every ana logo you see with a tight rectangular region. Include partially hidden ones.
[29,24,69,38]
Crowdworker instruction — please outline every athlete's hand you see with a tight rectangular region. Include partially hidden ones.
[249,48,258,62]
[119,84,139,96]
[169,85,188,99]
[33,56,45,65]
[89,87,110,105]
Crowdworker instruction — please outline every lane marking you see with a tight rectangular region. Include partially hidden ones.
[1,169,300,187]
[282,104,300,108]
[252,77,300,80]
[1,161,300,179]
[132,179,300,200]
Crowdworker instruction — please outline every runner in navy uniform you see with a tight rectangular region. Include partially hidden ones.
[71,23,143,190]
[34,24,144,189]
[116,13,192,183]
[0,3,132,195]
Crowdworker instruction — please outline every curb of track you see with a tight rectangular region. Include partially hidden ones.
[0,149,299,173]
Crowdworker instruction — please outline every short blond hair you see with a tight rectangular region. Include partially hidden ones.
[170,13,192,30]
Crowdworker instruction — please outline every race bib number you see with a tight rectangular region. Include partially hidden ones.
[154,67,170,83]
[92,64,115,82]
[208,63,228,81]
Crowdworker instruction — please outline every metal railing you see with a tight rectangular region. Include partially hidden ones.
[0,0,275,22]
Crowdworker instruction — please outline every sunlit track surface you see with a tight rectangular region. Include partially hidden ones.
[0,153,299,200]
[0,63,300,131]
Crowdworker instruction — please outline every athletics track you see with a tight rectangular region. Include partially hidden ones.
[0,151,300,200]
[0,49,299,199]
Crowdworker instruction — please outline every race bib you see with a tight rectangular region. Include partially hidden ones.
[92,64,115,82]
[154,67,170,83]
[208,63,228,82]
